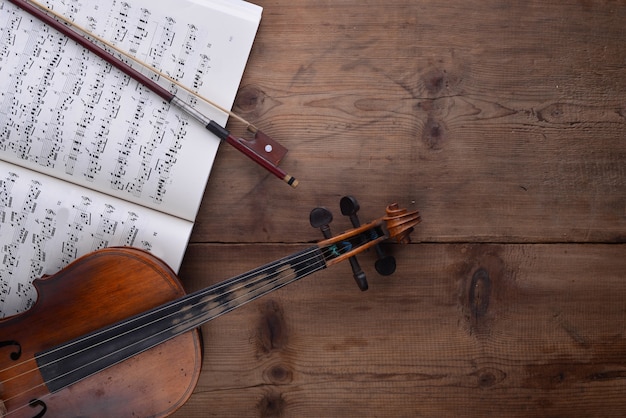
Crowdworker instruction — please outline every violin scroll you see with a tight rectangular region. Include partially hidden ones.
[384,203,421,244]
[311,196,421,291]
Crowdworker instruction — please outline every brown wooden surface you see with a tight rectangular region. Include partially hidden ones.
[174,0,626,416]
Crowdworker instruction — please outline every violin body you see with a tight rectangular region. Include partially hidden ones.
[0,199,421,417]
[0,247,202,418]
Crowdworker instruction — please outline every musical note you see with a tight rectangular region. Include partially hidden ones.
[1,0,235,202]
[0,0,263,316]
[0,175,52,312]
[61,196,92,264]
[191,54,211,93]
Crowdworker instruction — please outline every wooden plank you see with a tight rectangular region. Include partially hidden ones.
[190,0,626,244]
[172,0,626,417]
[173,243,626,417]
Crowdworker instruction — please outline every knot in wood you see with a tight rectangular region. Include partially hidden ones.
[469,268,492,319]
[422,117,447,151]
[264,363,293,385]
[258,391,286,418]
[256,300,289,356]
[471,367,507,389]
[235,84,265,114]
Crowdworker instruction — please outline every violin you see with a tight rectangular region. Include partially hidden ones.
[0,198,420,417]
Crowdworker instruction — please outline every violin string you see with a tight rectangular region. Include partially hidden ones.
[42,260,329,397]
[0,247,324,411]
[0,245,337,412]
[41,246,328,362]
[24,0,254,130]
[0,244,326,378]
[4,213,401,416]
[3,224,396,413]
[2,253,329,416]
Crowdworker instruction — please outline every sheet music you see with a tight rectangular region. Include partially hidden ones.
[0,0,262,317]
[0,160,192,316]
[0,0,262,221]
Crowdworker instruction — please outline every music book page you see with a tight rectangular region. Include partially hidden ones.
[0,0,262,316]
[0,160,193,315]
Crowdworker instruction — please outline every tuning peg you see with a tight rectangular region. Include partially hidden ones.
[374,252,397,276]
[309,206,368,291]
[340,196,397,276]
[309,207,333,239]
[339,195,361,228]
[348,257,368,291]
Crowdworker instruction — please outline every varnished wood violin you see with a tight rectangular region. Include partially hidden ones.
[0,199,419,417]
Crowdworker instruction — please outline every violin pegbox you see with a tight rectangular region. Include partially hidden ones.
[310,203,368,291]
[310,196,421,291]
[340,196,397,277]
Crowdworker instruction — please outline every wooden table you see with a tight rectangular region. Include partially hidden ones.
[173,0,626,416]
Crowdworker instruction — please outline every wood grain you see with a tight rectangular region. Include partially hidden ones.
[191,0,626,244]
[174,243,626,417]
[175,0,626,416]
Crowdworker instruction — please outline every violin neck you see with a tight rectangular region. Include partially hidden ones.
[37,246,327,392]
[171,246,327,330]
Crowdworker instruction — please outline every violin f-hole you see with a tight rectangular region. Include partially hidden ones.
[0,340,22,360]
[29,399,47,418]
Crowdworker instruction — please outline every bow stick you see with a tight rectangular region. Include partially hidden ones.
[9,0,298,188]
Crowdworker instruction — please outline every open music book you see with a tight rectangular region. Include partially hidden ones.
[0,0,262,316]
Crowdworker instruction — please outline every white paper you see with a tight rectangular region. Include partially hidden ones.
[0,0,261,221]
[0,0,262,317]
[0,159,193,315]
